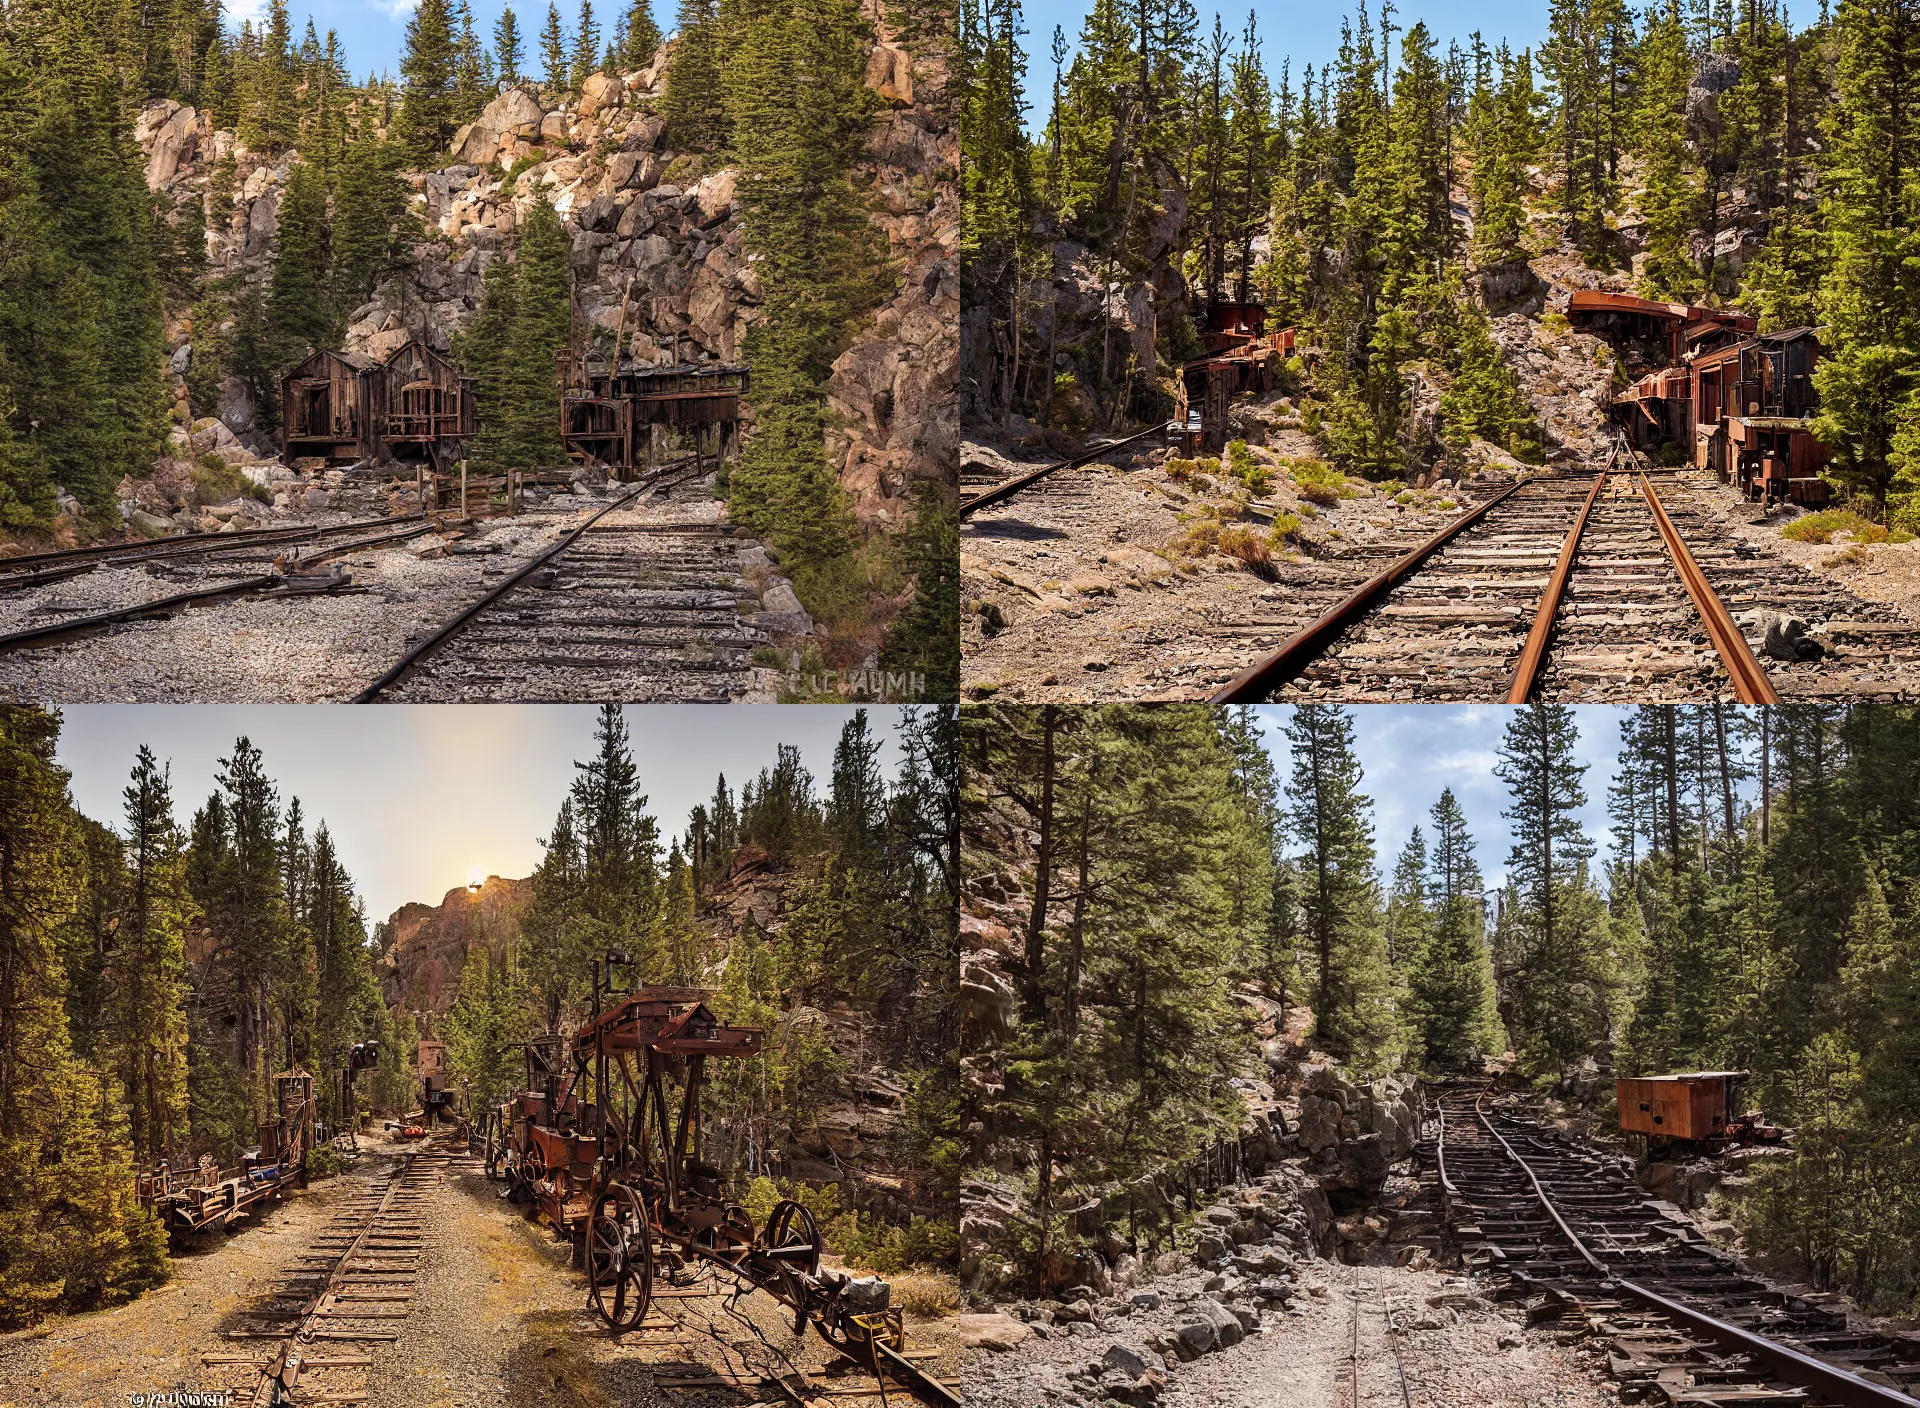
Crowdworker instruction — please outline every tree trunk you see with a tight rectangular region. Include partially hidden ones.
[1023,707,1058,1023]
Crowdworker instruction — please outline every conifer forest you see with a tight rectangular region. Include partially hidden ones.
[962,0,1919,514]
[958,703,1920,1406]
[0,702,962,1407]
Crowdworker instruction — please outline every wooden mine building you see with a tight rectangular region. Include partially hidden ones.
[279,339,477,467]
[559,354,750,480]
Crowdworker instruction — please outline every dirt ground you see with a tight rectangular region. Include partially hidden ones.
[0,482,786,704]
[960,422,1920,702]
[0,1143,963,1408]
[958,1260,1613,1408]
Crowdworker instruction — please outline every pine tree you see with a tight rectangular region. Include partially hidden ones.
[570,0,602,88]
[722,0,882,611]
[495,6,527,84]
[1495,705,1615,1078]
[661,0,729,150]
[395,0,461,161]
[878,484,960,702]
[616,0,662,69]
[541,3,571,93]
[1284,704,1399,1071]
[467,195,571,472]
[106,747,193,1166]
[1633,0,1700,299]
[1413,788,1503,1068]
[330,136,412,322]
[263,162,334,379]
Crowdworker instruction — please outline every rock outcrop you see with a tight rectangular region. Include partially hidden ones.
[377,876,531,1012]
[132,29,956,530]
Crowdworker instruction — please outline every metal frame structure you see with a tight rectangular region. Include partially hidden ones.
[137,1071,316,1233]
[495,953,959,1406]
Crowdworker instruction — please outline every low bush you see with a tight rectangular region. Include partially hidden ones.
[1783,510,1885,545]
[1288,458,1348,505]
[190,459,271,506]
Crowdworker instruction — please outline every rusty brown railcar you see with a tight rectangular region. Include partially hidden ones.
[491,955,957,1406]
[136,1071,316,1233]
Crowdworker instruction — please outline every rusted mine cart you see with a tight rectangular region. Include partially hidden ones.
[136,1071,315,1232]
[1617,1070,1786,1155]
[1174,302,1296,453]
[496,957,959,1407]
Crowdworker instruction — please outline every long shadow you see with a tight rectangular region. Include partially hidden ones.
[963,520,1069,542]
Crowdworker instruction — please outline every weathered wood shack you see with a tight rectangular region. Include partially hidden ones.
[280,349,384,463]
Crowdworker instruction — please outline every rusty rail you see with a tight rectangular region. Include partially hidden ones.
[1505,468,1610,703]
[1472,1095,1910,1407]
[1210,475,1553,703]
[959,423,1168,518]
[353,456,706,702]
[0,511,428,593]
[1637,473,1779,703]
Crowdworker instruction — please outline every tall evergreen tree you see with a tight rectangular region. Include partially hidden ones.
[395,0,461,160]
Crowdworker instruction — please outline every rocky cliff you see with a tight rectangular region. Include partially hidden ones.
[377,875,530,1013]
[132,21,957,526]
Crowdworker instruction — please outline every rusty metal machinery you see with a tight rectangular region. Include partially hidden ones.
[496,953,959,1407]
[337,1041,379,1150]
[138,1071,317,1233]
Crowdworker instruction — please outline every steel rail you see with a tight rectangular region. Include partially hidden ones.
[1505,469,1610,703]
[1637,473,1779,703]
[958,423,1167,518]
[1210,475,1560,703]
[1473,1095,1912,1408]
[253,1157,409,1408]
[353,457,704,702]
[0,574,278,654]
[666,1232,962,1407]
[0,511,428,587]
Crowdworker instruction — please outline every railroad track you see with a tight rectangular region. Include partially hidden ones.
[202,1146,457,1408]
[358,457,760,702]
[960,424,1168,516]
[1425,1088,1920,1406]
[1213,448,1920,703]
[0,514,438,656]
[0,512,431,594]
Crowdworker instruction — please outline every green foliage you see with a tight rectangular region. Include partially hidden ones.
[459,196,572,474]
[1782,510,1893,544]
[395,0,461,161]
[880,483,961,701]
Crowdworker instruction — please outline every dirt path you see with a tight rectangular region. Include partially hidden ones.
[959,1260,1613,1408]
[0,1144,962,1408]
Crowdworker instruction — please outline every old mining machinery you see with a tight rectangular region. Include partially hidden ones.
[494,952,959,1407]
[336,1040,379,1150]
[136,1071,317,1233]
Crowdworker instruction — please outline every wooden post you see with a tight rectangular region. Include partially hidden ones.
[460,460,468,521]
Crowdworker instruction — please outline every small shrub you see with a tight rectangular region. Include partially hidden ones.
[190,459,271,506]
[1783,510,1885,545]
[1268,512,1302,544]
[661,154,704,186]
[1288,458,1347,505]
[1378,480,1407,497]
[306,1144,349,1180]
[1217,524,1274,574]
[1890,528,1916,544]
[1395,490,1416,505]
[1823,544,1870,568]
[889,1270,962,1317]
[1242,464,1273,495]
[1540,311,1572,336]
[1300,401,1323,436]
[1165,458,1196,482]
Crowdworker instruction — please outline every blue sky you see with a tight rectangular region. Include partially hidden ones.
[53,705,903,926]
[225,0,666,81]
[1250,705,1628,890]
